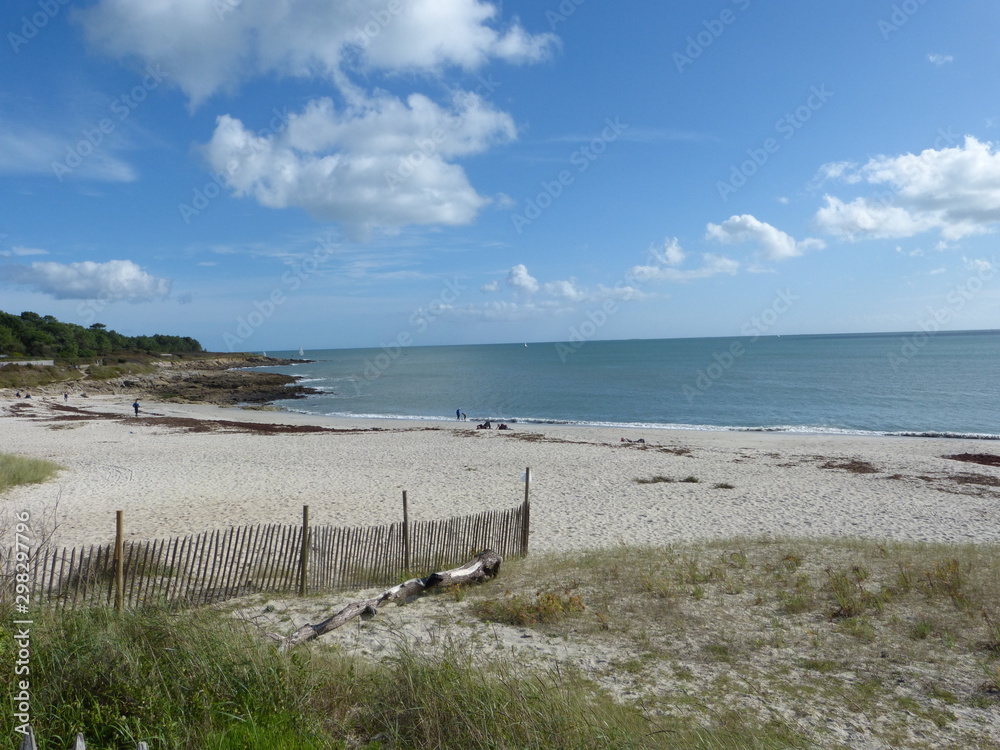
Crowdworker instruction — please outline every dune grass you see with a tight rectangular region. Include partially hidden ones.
[0,452,61,494]
[85,362,158,381]
[0,603,801,750]
[458,538,1000,748]
[2,537,998,748]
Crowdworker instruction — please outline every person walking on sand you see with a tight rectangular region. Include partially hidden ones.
[133,400,140,416]
[456,408,461,420]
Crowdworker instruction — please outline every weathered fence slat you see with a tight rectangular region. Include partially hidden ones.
[17,726,150,750]
[2,496,528,611]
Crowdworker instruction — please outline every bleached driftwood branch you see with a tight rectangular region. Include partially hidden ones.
[278,549,503,652]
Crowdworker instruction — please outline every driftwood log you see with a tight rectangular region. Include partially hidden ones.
[278,549,503,652]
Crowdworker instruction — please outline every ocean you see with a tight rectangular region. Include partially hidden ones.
[254,330,1000,439]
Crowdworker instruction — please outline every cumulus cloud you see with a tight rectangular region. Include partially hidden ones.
[705,215,825,260]
[202,91,515,232]
[625,237,738,282]
[1,260,170,301]
[814,136,1000,241]
[78,0,557,107]
[544,278,586,301]
[814,197,938,239]
[657,237,686,266]
[506,264,539,294]
[78,0,555,233]
[452,265,647,322]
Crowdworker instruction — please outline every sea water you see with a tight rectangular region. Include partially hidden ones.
[254,330,1000,438]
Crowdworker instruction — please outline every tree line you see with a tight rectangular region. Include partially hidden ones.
[0,310,202,359]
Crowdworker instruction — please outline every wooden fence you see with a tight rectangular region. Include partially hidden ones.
[18,728,143,750]
[2,485,530,611]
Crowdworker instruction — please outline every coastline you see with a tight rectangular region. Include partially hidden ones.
[3,352,318,406]
[3,393,999,552]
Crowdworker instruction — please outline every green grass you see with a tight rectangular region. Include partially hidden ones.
[470,588,585,626]
[0,452,61,493]
[455,539,1000,748]
[5,537,1000,749]
[0,603,805,750]
[0,606,335,749]
[0,364,77,390]
[86,363,158,380]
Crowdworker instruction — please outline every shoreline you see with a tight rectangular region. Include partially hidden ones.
[3,394,1000,553]
[266,401,1000,441]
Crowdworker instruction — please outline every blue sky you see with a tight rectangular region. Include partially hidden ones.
[2,0,999,352]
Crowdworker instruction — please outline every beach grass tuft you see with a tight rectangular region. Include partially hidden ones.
[4,537,1000,748]
[0,599,805,750]
[470,588,585,626]
[635,475,675,484]
[452,538,1000,747]
[0,452,61,493]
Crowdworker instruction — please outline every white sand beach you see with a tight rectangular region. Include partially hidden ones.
[3,394,999,550]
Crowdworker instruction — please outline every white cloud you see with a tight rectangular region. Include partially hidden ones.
[814,160,861,184]
[628,253,739,283]
[506,264,539,294]
[544,278,586,301]
[964,256,995,274]
[78,0,557,107]
[705,215,825,260]
[656,237,686,266]
[78,1,555,234]
[928,53,954,66]
[627,238,739,283]
[203,91,515,232]
[1,260,170,301]
[814,136,1000,241]
[814,196,937,239]
[455,265,647,322]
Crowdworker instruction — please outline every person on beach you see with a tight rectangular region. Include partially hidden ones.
[461,412,467,421]
[133,400,140,416]
[456,408,461,420]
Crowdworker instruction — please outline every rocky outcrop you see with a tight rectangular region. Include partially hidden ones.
[18,355,319,406]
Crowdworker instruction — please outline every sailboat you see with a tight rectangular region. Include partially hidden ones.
[298,346,305,357]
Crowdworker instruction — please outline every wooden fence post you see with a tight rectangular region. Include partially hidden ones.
[402,490,411,572]
[521,467,531,556]
[114,511,124,612]
[299,505,309,597]
[3,496,529,612]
